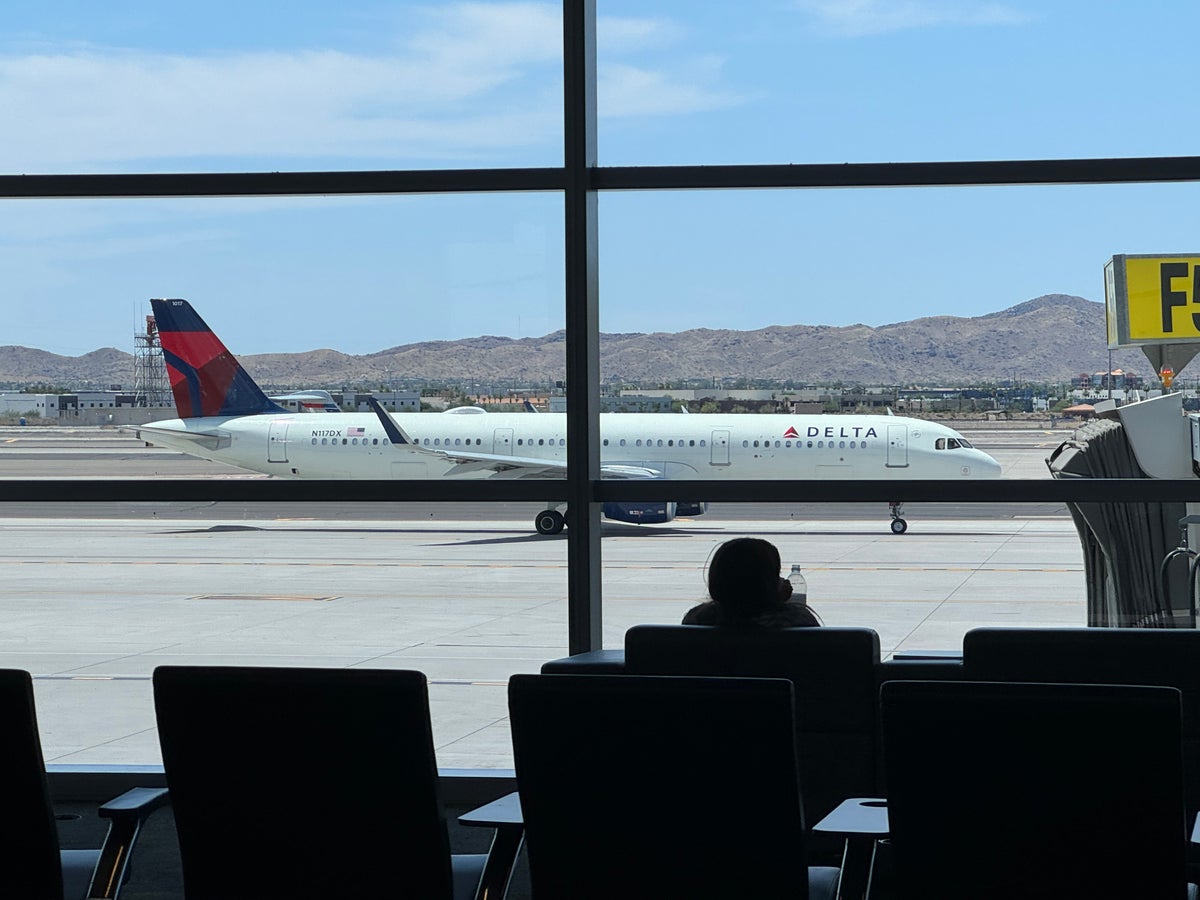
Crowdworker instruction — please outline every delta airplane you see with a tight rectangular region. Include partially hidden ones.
[136,298,1002,535]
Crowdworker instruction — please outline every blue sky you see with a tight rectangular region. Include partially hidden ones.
[2,1,1199,356]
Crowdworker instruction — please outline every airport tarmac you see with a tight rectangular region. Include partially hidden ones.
[0,425,1084,768]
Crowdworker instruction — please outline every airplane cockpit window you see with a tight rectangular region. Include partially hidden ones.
[947,438,962,449]
[955,437,973,448]
[936,438,946,450]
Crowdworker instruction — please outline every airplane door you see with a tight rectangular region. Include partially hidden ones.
[710,429,730,466]
[493,428,514,456]
[268,420,289,463]
[886,424,909,467]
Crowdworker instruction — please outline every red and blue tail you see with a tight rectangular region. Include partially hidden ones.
[150,298,285,418]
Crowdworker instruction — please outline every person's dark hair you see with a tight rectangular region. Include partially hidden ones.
[704,537,822,626]
[706,538,783,614]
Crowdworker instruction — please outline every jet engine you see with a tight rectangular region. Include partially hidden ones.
[600,501,709,525]
[602,501,677,525]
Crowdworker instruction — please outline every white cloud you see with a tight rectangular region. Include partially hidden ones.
[0,2,739,171]
[793,0,1031,37]
[601,59,741,118]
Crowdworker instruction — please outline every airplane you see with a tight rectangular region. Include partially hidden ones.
[136,298,1003,535]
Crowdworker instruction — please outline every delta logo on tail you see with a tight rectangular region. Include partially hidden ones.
[151,299,284,418]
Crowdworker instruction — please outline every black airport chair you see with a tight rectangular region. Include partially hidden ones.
[508,673,841,900]
[625,623,881,861]
[2,668,168,899]
[152,666,490,900]
[881,679,1188,900]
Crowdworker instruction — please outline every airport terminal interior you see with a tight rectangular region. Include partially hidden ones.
[8,2,1200,898]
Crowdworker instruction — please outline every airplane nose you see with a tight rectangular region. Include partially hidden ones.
[977,452,1003,478]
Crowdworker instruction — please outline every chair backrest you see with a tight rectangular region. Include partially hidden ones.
[625,624,881,824]
[0,669,64,900]
[509,673,812,900]
[153,666,454,900]
[881,680,1187,900]
[963,626,1200,816]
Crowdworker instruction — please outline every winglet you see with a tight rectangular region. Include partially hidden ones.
[367,396,413,445]
[150,298,286,418]
[523,399,539,413]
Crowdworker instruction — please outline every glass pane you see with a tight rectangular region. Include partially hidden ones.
[3,2,563,172]
[600,495,1084,655]
[3,498,566,766]
[597,1,1200,164]
[599,183,1193,389]
[1,192,564,432]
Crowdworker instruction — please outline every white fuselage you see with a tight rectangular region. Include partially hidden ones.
[138,410,1002,481]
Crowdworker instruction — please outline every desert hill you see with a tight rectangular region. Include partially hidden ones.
[0,294,1151,389]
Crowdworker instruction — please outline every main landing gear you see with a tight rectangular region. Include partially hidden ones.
[535,508,566,535]
[889,501,908,535]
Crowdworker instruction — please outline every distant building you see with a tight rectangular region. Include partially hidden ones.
[0,390,171,424]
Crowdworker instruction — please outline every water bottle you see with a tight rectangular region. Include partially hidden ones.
[788,564,808,604]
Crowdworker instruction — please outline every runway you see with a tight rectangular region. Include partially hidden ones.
[0,425,1085,767]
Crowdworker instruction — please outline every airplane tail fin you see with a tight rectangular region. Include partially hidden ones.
[150,298,285,418]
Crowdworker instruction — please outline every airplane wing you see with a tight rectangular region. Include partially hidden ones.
[434,450,662,480]
[366,397,662,480]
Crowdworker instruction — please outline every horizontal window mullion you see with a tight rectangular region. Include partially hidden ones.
[0,478,1194,505]
[0,168,564,199]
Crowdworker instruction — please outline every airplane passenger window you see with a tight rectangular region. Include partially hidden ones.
[321,438,328,445]
[689,440,695,446]
[620,439,626,446]
[742,441,749,447]
[455,439,461,446]
[818,441,824,448]
[603,439,608,446]
[775,440,781,448]
[700,440,706,447]
[839,441,846,448]
[517,439,523,445]
[636,439,643,447]
[559,439,565,446]
[657,440,663,447]
[342,439,348,445]
[667,440,673,447]
[538,439,544,445]
[849,441,856,448]
[311,438,317,445]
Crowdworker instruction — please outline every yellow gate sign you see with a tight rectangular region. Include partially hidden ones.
[1106,254,1200,346]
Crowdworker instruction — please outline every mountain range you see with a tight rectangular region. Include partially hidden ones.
[0,294,1155,390]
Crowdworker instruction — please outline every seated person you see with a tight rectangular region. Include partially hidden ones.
[682,537,822,627]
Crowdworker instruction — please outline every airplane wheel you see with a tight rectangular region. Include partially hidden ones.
[535,510,566,535]
[891,518,908,535]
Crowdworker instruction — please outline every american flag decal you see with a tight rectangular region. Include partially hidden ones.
[348,426,365,437]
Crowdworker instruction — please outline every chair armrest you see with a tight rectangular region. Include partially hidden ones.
[98,787,170,819]
[459,791,522,828]
[88,788,170,899]
[459,792,524,900]
[812,798,890,837]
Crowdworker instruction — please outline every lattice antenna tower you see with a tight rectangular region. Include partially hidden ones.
[132,314,172,408]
